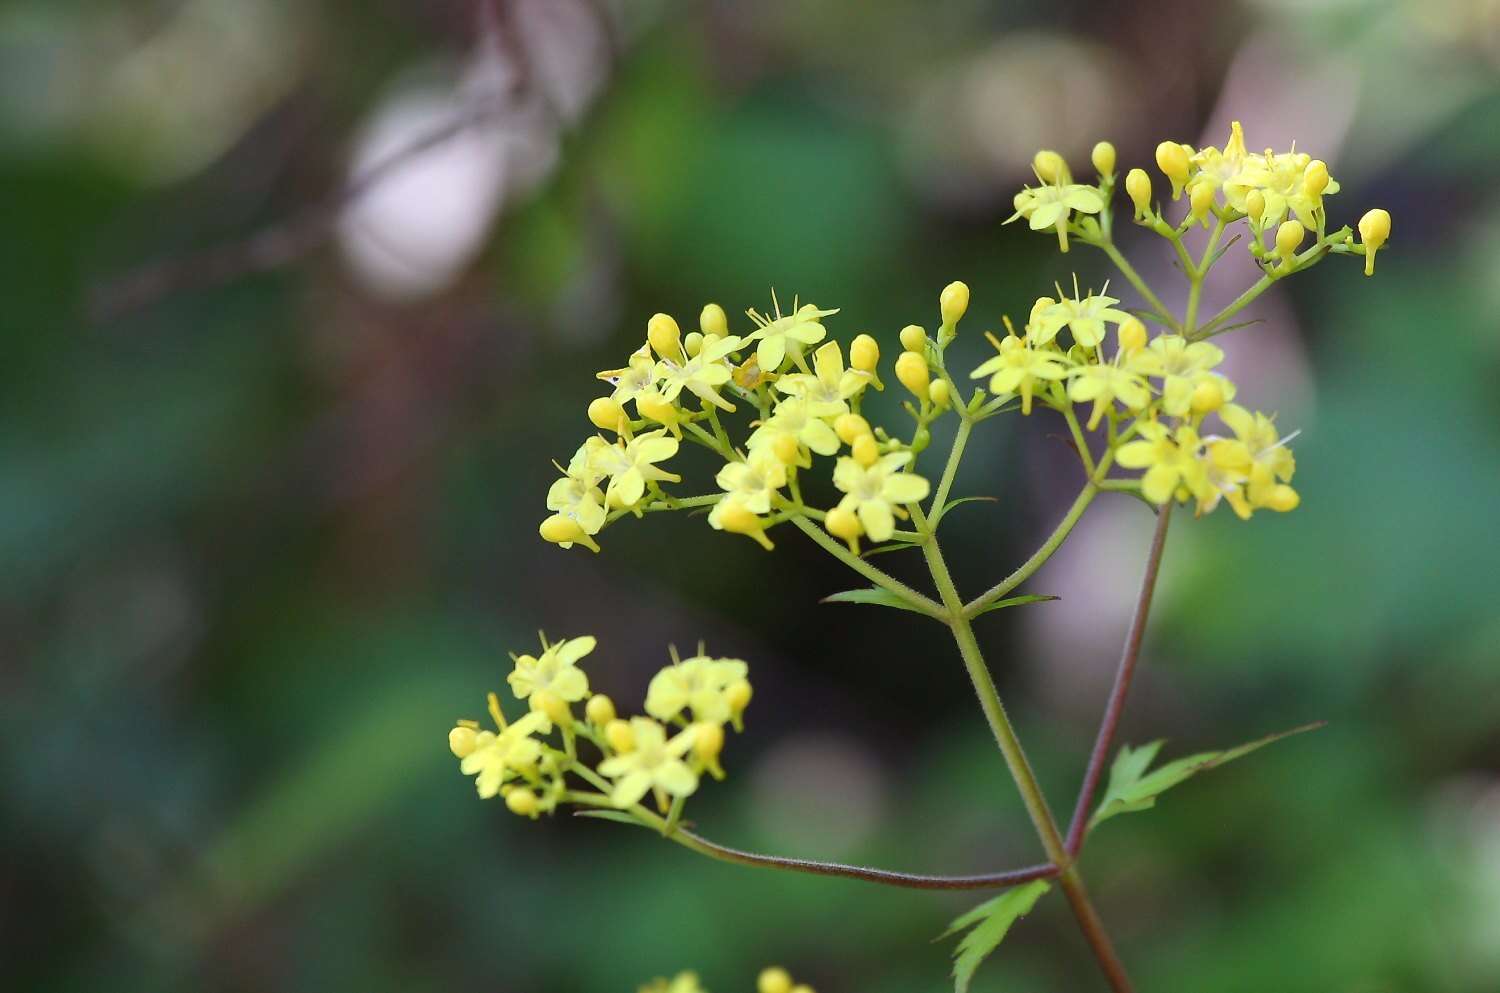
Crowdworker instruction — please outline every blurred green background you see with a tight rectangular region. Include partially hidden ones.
[4,1,1499,991]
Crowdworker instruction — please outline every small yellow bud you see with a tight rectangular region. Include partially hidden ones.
[1190,378,1224,414]
[700,302,728,337]
[1092,140,1116,177]
[636,392,678,428]
[693,722,724,764]
[532,689,571,727]
[1275,219,1305,261]
[1303,159,1330,198]
[834,413,872,445]
[683,331,704,358]
[1267,484,1300,512]
[725,679,753,717]
[1125,168,1152,218]
[505,788,539,817]
[825,505,862,544]
[718,502,774,550]
[1032,149,1070,184]
[448,725,478,758]
[894,350,930,399]
[851,433,879,467]
[647,312,681,359]
[850,334,880,372]
[1155,141,1190,198]
[539,514,599,553]
[928,379,951,409]
[771,433,801,464]
[1245,189,1265,222]
[1358,208,1391,277]
[605,718,635,753]
[1118,316,1147,352]
[898,324,927,352]
[585,694,616,727]
[1189,182,1215,224]
[939,280,970,326]
[587,396,626,433]
[759,967,794,993]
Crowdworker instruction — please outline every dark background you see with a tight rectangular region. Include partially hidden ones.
[4,1,1499,991]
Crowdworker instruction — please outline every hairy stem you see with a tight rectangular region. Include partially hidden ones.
[1065,505,1172,854]
[931,416,973,517]
[788,515,946,619]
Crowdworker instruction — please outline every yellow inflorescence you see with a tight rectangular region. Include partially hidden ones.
[449,633,753,818]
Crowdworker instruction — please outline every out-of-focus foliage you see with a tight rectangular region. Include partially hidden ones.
[2,1,1498,991]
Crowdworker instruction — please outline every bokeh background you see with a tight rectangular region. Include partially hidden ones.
[4,1,1499,991]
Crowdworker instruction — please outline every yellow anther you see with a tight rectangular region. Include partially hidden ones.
[1118,315,1147,352]
[939,280,970,326]
[700,302,729,337]
[1125,168,1152,217]
[898,324,927,352]
[647,312,682,360]
[587,396,626,433]
[895,350,929,399]
[1358,208,1391,277]
[834,413,872,446]
[1155,140,1190,198]
[585,694,616,727]
[1091,140,1116,177]
[851,433,879,467]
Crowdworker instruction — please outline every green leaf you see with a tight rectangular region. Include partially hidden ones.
[933,495,997,528]
[971,594,1059,618]
[1088,722,1325,833]
[939,880,1051,993]
[821,587,928,614]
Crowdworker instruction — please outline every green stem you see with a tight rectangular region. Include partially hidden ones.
[913,504,1135,992]
[931,417,973,517]
[963,483,1098,618]
[788,515,946,620]
[1097,241,1180,332]
[1183,216,1225,335]
[1058,401,1096,477]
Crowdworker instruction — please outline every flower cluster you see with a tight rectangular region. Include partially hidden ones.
[637,967,816,993]
[448,633,752,819]
[540,290,962,555]
[967,283,1299,517]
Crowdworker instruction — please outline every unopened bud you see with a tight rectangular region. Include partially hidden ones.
[1032,149,1070,184]
[1126,168,1152,217]
[1275,219,1305,261]
[939,280,970,326]
[758,968,793,993]
[683,331,704,358]
[449,725,478,758]
[771,433,800,464]
[1189,378,1224,414]
[850,333,880,372]
[898,324,927,352]
[700,302,728,337]
[585,694,616,727]
[505,788,539,817]
[539,514,599,553]
[1245,189,1265,222]
[532,689,571,727]
[834,413,872,445]
[851,433,879,467]
[725,679,752,717]
[1189,182,1215,224]
[1118,316,1147,352]
[1303,160,1329,198]
[1358,208,1391,277]
[825,505,862,544]
[605,718,635,753]
[717,501,773,550]
[1268,484,1300,512]
[1092,140,1116,177]
[587,397,626,433]
[1155,141,1190,198]
[647,313,682,359]
[928,379,951,409]
[895,350,930,399]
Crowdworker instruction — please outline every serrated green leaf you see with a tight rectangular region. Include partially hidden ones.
[1088,722,1324,833]
[939,880,1051,993]
[821,587,928,614]
[971,594,1059,618]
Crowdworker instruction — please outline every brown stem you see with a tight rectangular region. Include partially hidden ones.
[1065,504,1172,855]
[1058,868,1137,992]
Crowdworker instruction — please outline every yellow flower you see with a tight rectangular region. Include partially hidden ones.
[970,334,1071,415]
[507,635,595,725]
[544,473,606,537]
[1067,348,1159,429]
[744,299,836,373]
[1007,180,1105,252]
[1215,404,1296,506]
[1227,148,1340,228]
[655,334,745,412]
[707,495,776,550]
[1035,284,1133,348]
[1192,439,1254,519]
[832,452,930,541]
[645,654,750,724]
[1186,120,1250,208]
[774,340,868,417]
[597,717,699,808]
[1115,421,1207,504]
[459,712,546,799]
[597,345,660,410]
[585,431,681,509]
[1146,335,1234,417]
[746,396,840,458]
[713,448,787,516]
